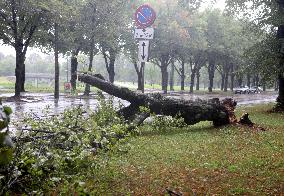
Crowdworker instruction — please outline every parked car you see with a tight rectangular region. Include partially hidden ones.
[234,86,249,94]
[248,86,263,94]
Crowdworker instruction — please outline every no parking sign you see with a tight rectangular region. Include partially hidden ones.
[134,5,156,28]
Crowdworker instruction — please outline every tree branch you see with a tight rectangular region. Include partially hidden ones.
[0,11,15,31]
[11,0,18,39]
[0,31,14,46]
[133,61,140,74]
[23,25,37,55]
[152,59,161,68]
[173,64,182,76]
[19,17,31,40]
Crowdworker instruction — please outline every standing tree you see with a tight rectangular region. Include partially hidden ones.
[35,0,81,98]
[81,1,100,96]
[54,22,59,99]
[96,0,128,84]
[205,10,225,92]
[151,2,192,94]
[226,0,284,110]
[0,0,48,96]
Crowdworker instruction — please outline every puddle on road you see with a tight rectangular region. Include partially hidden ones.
[1,93,129,124]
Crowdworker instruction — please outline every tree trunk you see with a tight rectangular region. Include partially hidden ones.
[78,73,237,126]
[14,46,25,97]
[224,72,229,92]
[190,68,196,93]
[277,75,284,108]
[108,49,116,83]
[161,65,168,94]
[208,54,215,92]
[159,55,169,94]
[252,74,259,87]
[181,60,185,91]
[277,18,284,108]
[237,74,243,87]
[102,47,116,84]
[230,65,235,91]
[196,68,200,91]
[275,79,279,91]
[70,50,79,91]
[262,81,266,92]
[54,23,60,99]
[255,74,259,87]
[247,73,251,88]
[221,73,225,91]
[169,62,175,91]
[84,37,95,96]
[275,2,284,103]
[21,64,25,92]
[135,62,145,93]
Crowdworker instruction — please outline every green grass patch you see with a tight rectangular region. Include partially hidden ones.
[78,104,284,195]
[0,77,14,88]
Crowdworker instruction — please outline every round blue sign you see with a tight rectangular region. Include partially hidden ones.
[135,5,156,28]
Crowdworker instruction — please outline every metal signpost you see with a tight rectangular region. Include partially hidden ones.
[134,4,156,93]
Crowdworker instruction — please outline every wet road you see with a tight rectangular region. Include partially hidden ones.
[0,91,278,123]
[1,93,129,123]
[167,91,278,106]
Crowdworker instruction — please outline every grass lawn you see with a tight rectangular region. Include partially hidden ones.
[82,104,283,195]
[0,77,99,94]
[0,77,14,91]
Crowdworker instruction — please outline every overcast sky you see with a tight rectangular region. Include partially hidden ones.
[0,0,226,57]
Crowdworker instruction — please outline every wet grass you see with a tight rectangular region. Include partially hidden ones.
[84,104,283,195]
[0,78,99,94]
[1,77,233,96]
[0,77,14,91]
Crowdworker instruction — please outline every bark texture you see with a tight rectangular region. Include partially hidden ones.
[102,47,116,83]
[15,50,25,96]
[208,54,215,92]
[169,62,175,91]
[78,73,237,126]
[134,62,145,93]
[276,0,284,109]
[54,23,59,99]
[174,58,185,91]
[70,50,79,91]
[196,68,200,91]
[84,37,95,96]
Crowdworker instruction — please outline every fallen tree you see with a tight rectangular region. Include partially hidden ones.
[78,73,237,126]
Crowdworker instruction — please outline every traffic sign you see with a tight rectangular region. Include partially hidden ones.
[138,40,150,62]
[134,5,156,28]
[134,28,154,40]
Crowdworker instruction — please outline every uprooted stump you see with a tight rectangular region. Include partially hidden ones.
[239,113,254,126]
[78,73,237,127]
[238,113,265,131]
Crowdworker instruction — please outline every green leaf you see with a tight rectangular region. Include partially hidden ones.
[0,148,13,166]
[0,120,8,130]
[3,106,12,116]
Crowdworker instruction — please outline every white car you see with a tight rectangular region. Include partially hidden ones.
[248,86,263,94]
[234,86,249,94]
